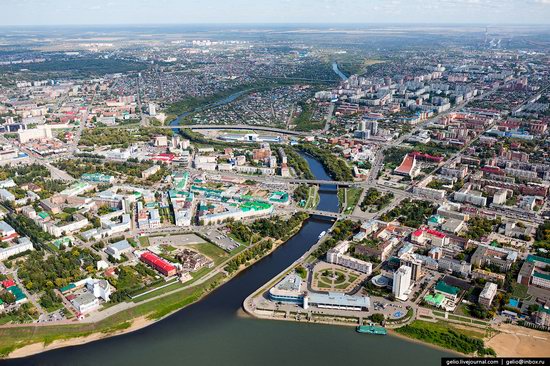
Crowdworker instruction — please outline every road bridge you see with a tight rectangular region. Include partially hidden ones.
[165,124,308,136]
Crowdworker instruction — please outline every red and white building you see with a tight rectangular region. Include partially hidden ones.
[140,251,177,277]
[411,227,449,247]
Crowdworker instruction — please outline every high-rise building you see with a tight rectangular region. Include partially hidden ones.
[149,103,157,116]
[400,253,423,281]
[392,265,412,301]
[367,120,379,136]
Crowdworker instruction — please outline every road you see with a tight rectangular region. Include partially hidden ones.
[160,124,308,136]
[323,102,335,132]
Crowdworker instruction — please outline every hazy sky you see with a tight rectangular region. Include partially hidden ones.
[3,0,550,26]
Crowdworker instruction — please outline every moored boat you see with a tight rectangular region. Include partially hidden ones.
[356,325,387,335]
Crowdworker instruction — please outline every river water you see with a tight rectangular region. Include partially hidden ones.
[3,144,451,366]
[332,62,348,81]
[170,89,250,126]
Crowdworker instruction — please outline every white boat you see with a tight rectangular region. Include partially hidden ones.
[318,231,326,239]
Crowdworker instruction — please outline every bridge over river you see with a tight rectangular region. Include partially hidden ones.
[166,124,308,136]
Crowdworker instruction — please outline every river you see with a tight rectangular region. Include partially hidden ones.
[170,89,250,127]
[2,153,451,366]
[332,62,348,81]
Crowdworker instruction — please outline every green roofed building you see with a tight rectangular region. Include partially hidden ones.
[434,281,460,300]
[526,254,550,267]
[7,285,27,303]
[240,201,272,212]
[199,200,274,226]
[269,191,290,204]
[532,271,550,289]
[60,283,76,293]
[52,236,72,249]
[428,215,444,225]
[424,293,445,307]
[81,173,115,184]
[172,171,189,191]
[534,271,550,281]
[38,211,50,219]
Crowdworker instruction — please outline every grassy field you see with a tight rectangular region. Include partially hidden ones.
[511,283,530,300]
[395,320,495,356]
[132,282,183,303]
[304,186,320,209]
[189,242,229,265]
[138,236,150,247]
[338,187,363,214]
[0,273,225,357]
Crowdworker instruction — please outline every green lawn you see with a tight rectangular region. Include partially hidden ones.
[138,236,150,247]
[304,186,320,210]
[42,302,65,314]
[395,320,495,356]
[511,283,530,300]
[447,314,488,325]
[230,244,248,255]
[341,188,363,214]
[189,242,229,265]
[131,281,184,303]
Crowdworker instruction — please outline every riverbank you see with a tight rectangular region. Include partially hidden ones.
[242,227,499,359]
[7,316,153,359]
[0,215,312,359]
[0,271,223,359]
[299,145,354,182]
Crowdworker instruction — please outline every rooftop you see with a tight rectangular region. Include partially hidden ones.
[526,254,550,266]
[435,281,460,295]
[424,293,445,306]
[307,292,370,309]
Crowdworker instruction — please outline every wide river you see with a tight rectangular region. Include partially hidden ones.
[3,153,451,366]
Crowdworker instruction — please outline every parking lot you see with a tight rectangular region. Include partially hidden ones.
[200,228,240,252]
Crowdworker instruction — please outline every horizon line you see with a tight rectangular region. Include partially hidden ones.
[1,22,550,28]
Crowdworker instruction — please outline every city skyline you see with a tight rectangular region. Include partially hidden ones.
[2,0,550,26]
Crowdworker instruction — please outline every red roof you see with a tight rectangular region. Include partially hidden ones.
[0,232,19,242]
[395,154,415,175]
[1,279,15,288]
[151,153,175,162]
[426,229,446,239]
[409,151,444,163]
[140,252,176,275]
[412,229,423,237]
[481,166,503,175]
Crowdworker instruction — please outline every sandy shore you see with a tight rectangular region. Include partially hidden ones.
[8,316,153,359]
[3,219,317,359]
[486,323,550,357]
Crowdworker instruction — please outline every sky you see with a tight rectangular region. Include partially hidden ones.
[2,0,550,26]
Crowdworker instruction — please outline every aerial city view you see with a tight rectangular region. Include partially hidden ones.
[0,1,549,365]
